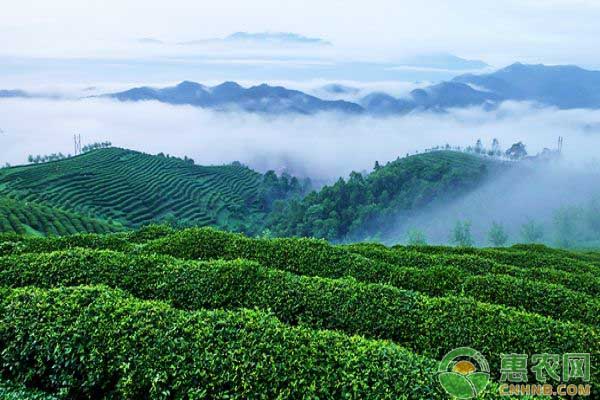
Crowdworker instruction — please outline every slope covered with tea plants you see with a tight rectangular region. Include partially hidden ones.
[0,196,123,236]
[0,226,596,398]
[0,147,305,234]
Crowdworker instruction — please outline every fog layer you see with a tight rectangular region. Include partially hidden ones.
[386,161,600,246]
[1,98,600,181]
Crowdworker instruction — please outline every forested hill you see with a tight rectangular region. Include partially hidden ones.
[266,151,508,241]
[0,148,305,234]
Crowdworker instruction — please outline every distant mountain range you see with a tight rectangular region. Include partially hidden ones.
[4,63,600,115]
[0,90,29,98]
[104,81,364,115]
[102,63,600,114]
[453,63,600,109]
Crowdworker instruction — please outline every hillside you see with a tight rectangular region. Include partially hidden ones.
[0,226,596,398]
[0,149,502,240]
[0,147,304,233]
[267,151,507,241]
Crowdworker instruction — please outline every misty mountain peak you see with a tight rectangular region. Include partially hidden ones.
[176,81,206,90]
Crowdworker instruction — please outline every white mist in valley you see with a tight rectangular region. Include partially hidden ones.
[2,97,600,178]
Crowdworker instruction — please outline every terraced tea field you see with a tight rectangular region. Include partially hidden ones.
[0,196,123,236]
[0,226,596,398]
[0,148,266,229]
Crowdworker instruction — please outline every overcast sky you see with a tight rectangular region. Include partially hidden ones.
[2,0,600,67]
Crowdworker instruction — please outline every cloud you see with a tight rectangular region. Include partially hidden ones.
[137,37,164,45]
[1,97,600,183]
[178,32,331,46]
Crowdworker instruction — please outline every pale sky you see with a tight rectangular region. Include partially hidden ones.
[2,0,600,66]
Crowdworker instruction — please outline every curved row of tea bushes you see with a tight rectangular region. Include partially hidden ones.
[402,244,599,276]
[0,196,123,236]
[0,285,449,399]
[3,227,597,296]
[0,232,133,256]
[142,228,599,301]
[3,227,596,303]
[0,225,181,257]
[475,248,597,275]
[1,248,597,387]
[144,227,376,279]
[347,243,600,296]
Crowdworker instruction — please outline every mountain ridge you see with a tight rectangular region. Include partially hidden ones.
[106,81,364,115]
[5,63,600,114]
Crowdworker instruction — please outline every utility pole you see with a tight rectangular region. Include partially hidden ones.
[74,134,82,155]
[558,136,563,154]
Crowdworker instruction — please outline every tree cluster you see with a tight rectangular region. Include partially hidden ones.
[267,154,488,241]
[27,153,69,164]
[82,141,112,153]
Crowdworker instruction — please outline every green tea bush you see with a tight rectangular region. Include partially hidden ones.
[349,243,599,296]
[0,285,448,399]
[0,232,133,255]
[1,249,597,388]
[402,244,599,276]
[143,228,599,311]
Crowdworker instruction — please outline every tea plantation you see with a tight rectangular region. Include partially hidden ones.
[0,148,296,232]
[0,226,596,398]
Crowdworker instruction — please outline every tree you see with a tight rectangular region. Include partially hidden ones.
[488,222,508,247]
[451,220,473,247]
[586,197,600,235]
[554,206,582,248]
[521,219,544,243]
[475,139,483,154]
[505,142,527,160]
[259,228,273,239]
[374,161,381,171]
[407,229,427,246]
[491,138,500,154]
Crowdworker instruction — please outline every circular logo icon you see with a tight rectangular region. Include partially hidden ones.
[438,347,490,399]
